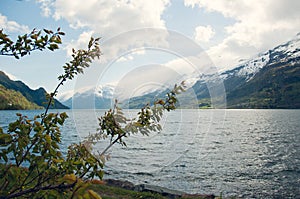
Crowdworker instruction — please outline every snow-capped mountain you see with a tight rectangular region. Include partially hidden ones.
[219,32,300,81]
[94,84,115,98]
[128,33,300,109]
[60,84,115,109]
[60,33,300,109]
[188,32,300,108]
[221,51,270,81]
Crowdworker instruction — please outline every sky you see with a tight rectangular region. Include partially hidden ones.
[0,0,300,99]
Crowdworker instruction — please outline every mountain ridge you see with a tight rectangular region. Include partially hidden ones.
[0,71,69,110]
[60,84,115,109]
[0,84,42,110]
[59,33,300,109]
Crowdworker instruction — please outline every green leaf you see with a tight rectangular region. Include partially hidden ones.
[1,153,8,162]
[0,133,12,145]
[43,29,53,34]
[48,44,59,51]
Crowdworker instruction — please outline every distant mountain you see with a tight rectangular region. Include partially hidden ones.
[0,84,42,110]
[60,84,115,109]
[0,71,68,109]
[226,61,300,108]
[181,33,299,108]
[126,33,300,109]
[59,33,300,109]
[220,32,300,108]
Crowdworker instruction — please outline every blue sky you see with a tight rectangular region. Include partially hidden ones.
[1,0,299,99]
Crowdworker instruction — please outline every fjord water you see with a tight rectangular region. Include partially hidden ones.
[1,109,299,198]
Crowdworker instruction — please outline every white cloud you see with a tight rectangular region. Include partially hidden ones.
[184,0,300,69]
[114,64,181,100]
[116,55,134,63]
[65,30,94,56]
[36,0,53,17]
[49,0,170,62]
[53,0,169,31]
[0,14,29,33]
[165,53,214,76]
[115,48,145,63]
[194,25,215,43]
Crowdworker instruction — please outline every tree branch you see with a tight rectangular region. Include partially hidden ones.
[4,181,77,199]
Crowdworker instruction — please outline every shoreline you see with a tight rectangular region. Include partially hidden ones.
[101,179,217,198]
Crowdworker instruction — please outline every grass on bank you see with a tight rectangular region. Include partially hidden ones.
[89,183,168,199]
[89,182,218,199]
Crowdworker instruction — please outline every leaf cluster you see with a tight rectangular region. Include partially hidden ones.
[58,37,101,82]
[87,83,186,158]
[0,27,185,199]
[0,28,103,198]
[44,37,101,119]
[0,28,64,59]
[0,112,104,198]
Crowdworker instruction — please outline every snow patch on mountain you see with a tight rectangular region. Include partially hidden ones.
[237,52,269,78]
[58,84,115,102]
[217,32,300,82]
[94,84,115,98]
[271,33,300,63]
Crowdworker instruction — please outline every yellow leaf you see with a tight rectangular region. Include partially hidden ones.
[91,179,105,185]
[88,190,102,199]
[45,134,51,143]
[63,174,77,183]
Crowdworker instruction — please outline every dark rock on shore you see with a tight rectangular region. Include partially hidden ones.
[134,184,186,198]
[104,179,135,190]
